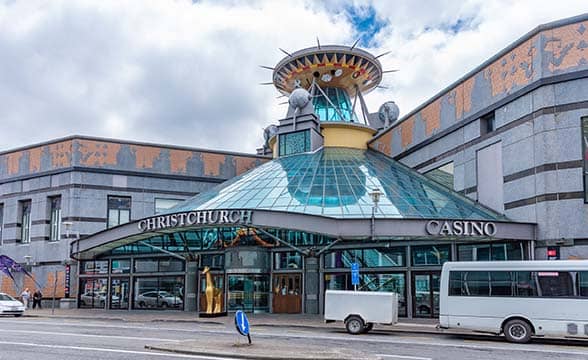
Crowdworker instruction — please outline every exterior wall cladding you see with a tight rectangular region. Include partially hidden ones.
[369,14,588,260]
[0,135,268,296]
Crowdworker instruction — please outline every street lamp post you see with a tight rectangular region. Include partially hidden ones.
[369,188,382,241]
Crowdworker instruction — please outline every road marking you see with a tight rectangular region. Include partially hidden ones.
[0,328,179,343]
[0,340,234,359]
[3,318,588,357]
[377,355,432,360]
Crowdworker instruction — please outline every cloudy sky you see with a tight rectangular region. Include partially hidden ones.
[1,0,587,153]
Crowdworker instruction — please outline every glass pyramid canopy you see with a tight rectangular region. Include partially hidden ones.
[170,147,504,220]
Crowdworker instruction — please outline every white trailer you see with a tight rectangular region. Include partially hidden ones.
[324,290,398,334]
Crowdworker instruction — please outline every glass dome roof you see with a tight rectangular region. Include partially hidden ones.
[169,147,504,220]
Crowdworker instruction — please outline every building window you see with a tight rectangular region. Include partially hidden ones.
[49,196,61,241]
[411,245,450,266]
[274,252,303,270]
[107,196,131,228]
[0,203,3,246]
[582,117,588,203]
[155,198,183,214]
[279,130,310,156]
[19,200,32,244]
[424,162,454,190]
[480,111,496,136]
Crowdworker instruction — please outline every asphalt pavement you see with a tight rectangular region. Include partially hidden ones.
[0,311,587,359]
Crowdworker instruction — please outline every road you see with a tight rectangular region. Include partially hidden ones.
[0,316,587,359]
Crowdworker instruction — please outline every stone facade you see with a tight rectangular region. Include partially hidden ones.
[0,135,268,297]
[369,14,588,259]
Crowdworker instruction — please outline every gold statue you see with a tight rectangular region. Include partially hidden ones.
[202,266,222,313]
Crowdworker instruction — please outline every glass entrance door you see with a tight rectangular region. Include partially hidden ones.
[412,272,440,318]
[227,275,269,313]
[272,273,302,313]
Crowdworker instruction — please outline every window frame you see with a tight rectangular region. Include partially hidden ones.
[49,196,62,242]
[0,203,3,246]
[582,116,588,203]
[19,200,32,244]
[107,195,132,228]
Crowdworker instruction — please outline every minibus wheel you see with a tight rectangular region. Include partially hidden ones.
[345,315,364,335]
[503,319,532,343]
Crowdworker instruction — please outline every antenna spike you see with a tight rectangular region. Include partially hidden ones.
[376,85,389,89]
[316,37,321,49]
[279,48,293,57]
[375,51,392,59]
[382,69,399,73]
[259,65,275,70]
[259,82,274,85]
[349,38,360,50]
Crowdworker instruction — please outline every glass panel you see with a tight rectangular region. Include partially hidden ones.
[425,162,454,190]
[134,259,158,273]
[362,273,406,317]
[159,258,184,273]
[578,272,588,297]
[169,148,503,221]
[490,271,513,296]
[111,260,131,274]
[279,130,310,156]
[464,271,490,296]
[134,277,159,309]
[515,271,537,297]
[414,274,431,316]
[79,278,108,308]
[201,254,224,270]
[411,245,450,266]
[324,273,349,291]
[536,271,574,297]
[49,196,61,241]
[155,198,183,214]
[134,277,184,310]
[110,278,129,310]
[227,275,269,313]
[80,260,109,275]
[274,252,303,270]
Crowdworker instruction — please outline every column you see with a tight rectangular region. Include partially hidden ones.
[184,261,198,312]
[304,256,319,314]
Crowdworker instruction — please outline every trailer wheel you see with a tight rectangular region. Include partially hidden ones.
[345,315,365,335]
[363,322,374,333]
[503,319,532,343]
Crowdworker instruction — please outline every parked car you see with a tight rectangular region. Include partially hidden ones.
[0,292,26,317]
[136,291,182,308]
[80,291,119,307]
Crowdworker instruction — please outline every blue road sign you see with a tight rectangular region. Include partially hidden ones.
[351,262,360,286]
[234,310,250,336]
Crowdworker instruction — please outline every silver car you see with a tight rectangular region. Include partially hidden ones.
[136,291,182,309]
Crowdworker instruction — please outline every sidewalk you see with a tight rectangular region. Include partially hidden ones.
[24,307,449,334]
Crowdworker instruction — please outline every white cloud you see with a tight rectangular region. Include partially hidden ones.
[0,0,587,153]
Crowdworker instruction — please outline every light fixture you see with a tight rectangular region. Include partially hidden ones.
[369,188,382,205]
[334,69,343,77]
[321,73,332,82]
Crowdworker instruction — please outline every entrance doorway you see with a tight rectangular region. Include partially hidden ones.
[412,272,440,318]
[227,274,270,313]
[272,273,302,313]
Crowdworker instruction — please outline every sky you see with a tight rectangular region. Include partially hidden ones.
[0,0,587,154]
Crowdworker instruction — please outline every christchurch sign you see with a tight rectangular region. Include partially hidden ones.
[138,210,253,232]
[425,220,497,237]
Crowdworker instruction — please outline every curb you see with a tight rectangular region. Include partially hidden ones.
[144,344,372,360]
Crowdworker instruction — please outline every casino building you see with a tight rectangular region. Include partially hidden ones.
[1,14,586,318]
[71,44,535,318]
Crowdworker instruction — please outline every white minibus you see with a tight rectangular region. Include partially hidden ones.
[439,260,588,343]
